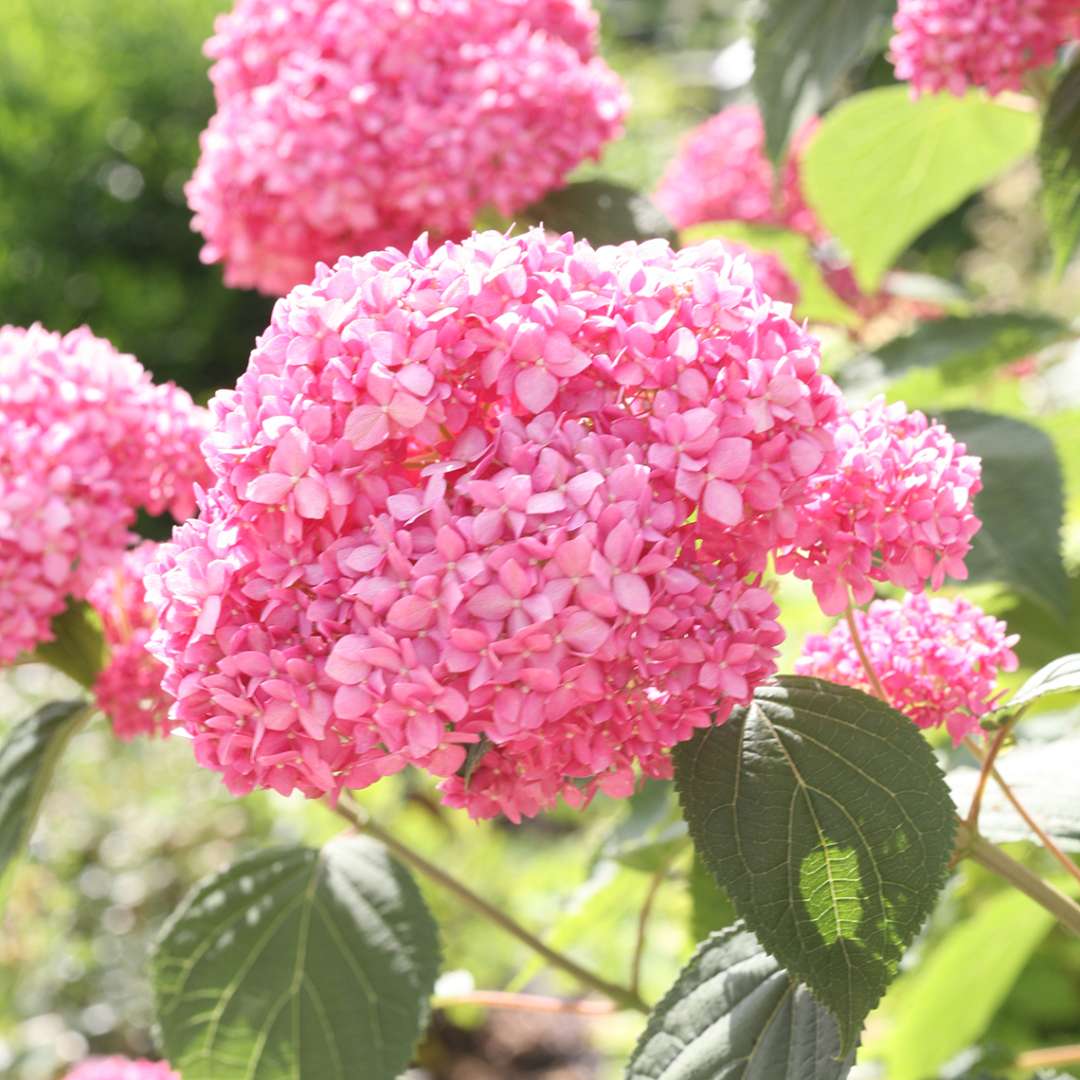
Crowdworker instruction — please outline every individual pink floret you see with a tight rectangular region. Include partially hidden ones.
[797,593,1019,743]
[87,543,172,741]
[890,0,1080,97]
[653,105,821,238]
[0,325,210,665]
[148,227,840,819]
[62,1058,179,1080]
[775,398,982,616]
[188,0,628,296]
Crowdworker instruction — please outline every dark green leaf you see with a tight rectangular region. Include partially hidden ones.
[871,889,1056,1080]
[153,836,440,1080]
[626,921,854,1080]
[681,221,859,326]
[674,676,956,1049]
[752,0,895,161]
[999,654,1080,714]
[1039,58,1080,274]
[0,699,88,885]
[524,181,676,246]
[867,312,1071,382]
[941,410,1068,620]
[949,737,1080,853]
[802,88,1038,290]
[32,600,106,690]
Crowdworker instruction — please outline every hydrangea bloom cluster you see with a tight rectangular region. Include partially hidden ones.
[727,244,801,308]
[0,324,210,665]
[62,1059,179,1080]
[654,105,820,236]
[797,593,1019,742]
[775,398,982,616]
[188,0,628,296]
[147,227,842,819]
[87,543,172,740]
[890,0,1080,96]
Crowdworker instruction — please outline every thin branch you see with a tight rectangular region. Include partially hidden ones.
[844,604,888,701]
[964,737,1080,890]
[433,991,616,1016]
[330,794,649,1013]
[630,858,672,997]
[956,822,1080,938]
[963,726,1011,829]
[1015,1043,1080,1070]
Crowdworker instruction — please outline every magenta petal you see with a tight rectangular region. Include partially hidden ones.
[515,366,558,413]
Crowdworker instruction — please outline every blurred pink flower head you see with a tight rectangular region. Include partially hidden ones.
[797,593,1019,742]
[890,0,1080,97]
[188,0,629,296]
[0,324,210,665]
[62,1057,180,1080]
[147,227,842,819]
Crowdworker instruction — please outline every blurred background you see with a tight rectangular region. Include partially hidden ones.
[1,0,1078,1077]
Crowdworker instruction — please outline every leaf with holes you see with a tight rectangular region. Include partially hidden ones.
[0,699,88,887]
[802,88,1038,291]
[153,836,440,1080]
[674,676,955,1050]
[626,921,854,1080]
[868,312,1071,382]
[524,180,676,246]
[1039,57,1080,274]
[941,410,1069,621]
[752,0,895,161]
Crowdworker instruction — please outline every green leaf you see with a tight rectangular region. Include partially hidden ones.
[524,180,676,246]
[752,0,895,162]
[153,835,440,1080]
[998,654,1080,714]
[802,88,1039,291]
[940,410,1069,620]
[674,676,956,1049]
[680,221,859,326]
[0,699,88,885]
[1039,58,1080,274]
[626,921,854,1080]
[598,780,689,872]
[867,312,1072,382]
[32,600,106,690]
[949,737,1080,853]
[870,889,1057,1080]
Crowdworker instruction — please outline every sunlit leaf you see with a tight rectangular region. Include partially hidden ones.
[1039,57,1080,274]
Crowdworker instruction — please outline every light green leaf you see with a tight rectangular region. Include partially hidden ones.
[941,410,1069,620]
[0,699,89,886]
[866,312,1072,382]
[870,889,1058,1080]
[752,0,895,161]
[153,836,440,1080]
[802,88,1039,291]
[681,221,859,326]
[674,676,956,1049]
[626,921,854,1080]
[999,654,1080,714]
[1039,58,1080,274]
[524,181,676,246]
[949,736,1080,853]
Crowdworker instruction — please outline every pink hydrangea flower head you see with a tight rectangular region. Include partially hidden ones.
[188,0,628,295]
[62,1058,180,1080]
[775,397,982,616]
[653,105,821,237]
[87,543,172,740]
[796,593,1019,742]
[0,324,210,665]
[890,0,1080,97]
[722,243,801,308]
[148,227,841,819]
